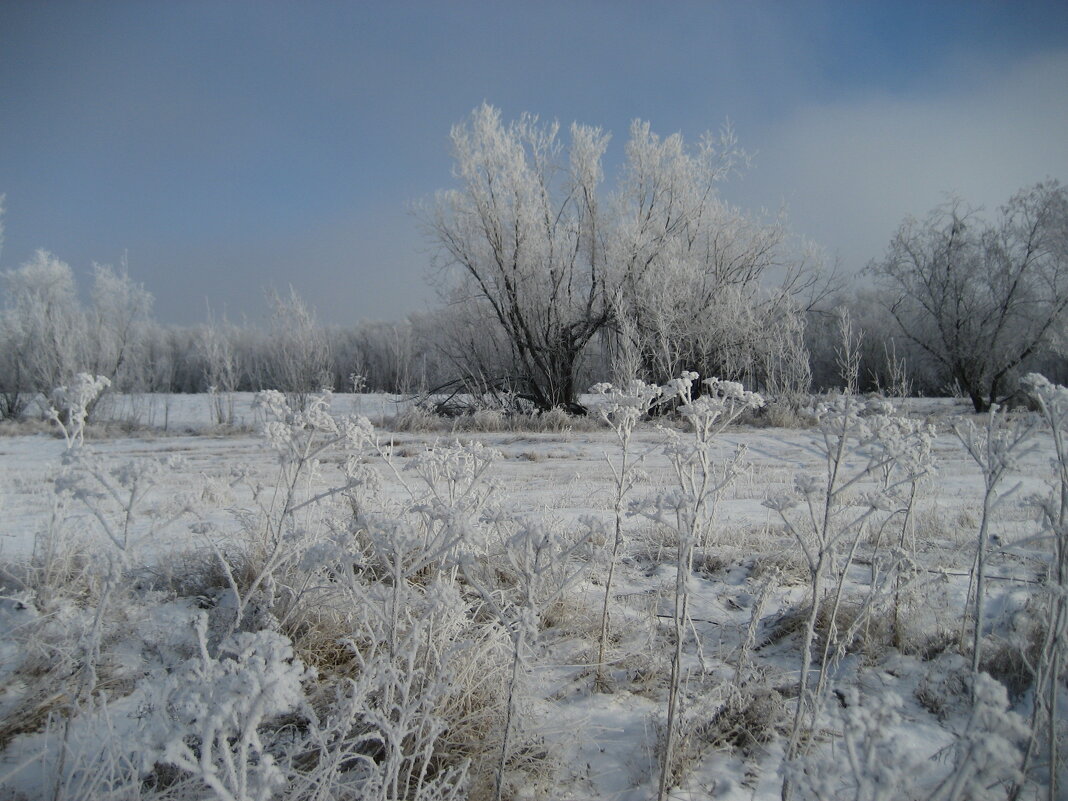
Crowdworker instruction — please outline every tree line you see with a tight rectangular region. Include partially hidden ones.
[426,105,1068,414]
[1,106,1066,417]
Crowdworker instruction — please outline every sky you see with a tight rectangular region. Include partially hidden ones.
[1,1,1067,325]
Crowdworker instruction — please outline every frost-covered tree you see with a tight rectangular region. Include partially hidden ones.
[428,106,821,410]
[610,122,821,390]
[0,250,86,415]
[197,307,245,424]
[261,286,330,409]
[87,261,154,390]
[870,181,1068,412]
[0,246,161,415]
[427,104,613,411]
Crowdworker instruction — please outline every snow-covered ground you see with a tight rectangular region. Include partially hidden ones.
[0,391,1061,800]
[83,391,421,432]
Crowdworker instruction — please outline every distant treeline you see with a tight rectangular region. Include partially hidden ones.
[3,174,1066,417]
[1,253,1065,421]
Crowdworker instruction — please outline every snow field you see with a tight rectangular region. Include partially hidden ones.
[0,388,1062,800]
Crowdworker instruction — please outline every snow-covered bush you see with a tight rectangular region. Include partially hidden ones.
[47,373,110,448]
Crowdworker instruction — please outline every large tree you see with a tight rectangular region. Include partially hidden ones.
[428,105,818,410]
[427,104,612,411]
[871,181,1068,412]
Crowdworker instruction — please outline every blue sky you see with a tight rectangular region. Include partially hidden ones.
[2,1,1067,324]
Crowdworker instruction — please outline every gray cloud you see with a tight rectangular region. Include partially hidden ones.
[734,49,1068,274]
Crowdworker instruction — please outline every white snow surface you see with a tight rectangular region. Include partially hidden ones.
[0,392,1058,800]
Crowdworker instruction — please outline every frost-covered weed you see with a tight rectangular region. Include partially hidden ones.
[1013,373,1068,800]
[629,373,763,801]
[766,394,934,796]
[247,393,517,800]
[460,516,592,801]
[282,546,503,800]
[2,388,525,801]
[0,384,199,772]
[143,619,311,801]
[639,374,764,551]
[392,403,440,433]
[8,377,1065,800]
[294,647,472,801]
[731,569,779,690]
[403,439,501,565]
[790,676,1027,801]
[952,402,1035,690]
[785,688,925,801]
[0,377,208,798]
[209,390,377,639]
[929,673,1029,801]
[588,379,661,689]
[52,447,198,703]
[915,652,972,720]
[701,684,784,756]
[223,392,510,797]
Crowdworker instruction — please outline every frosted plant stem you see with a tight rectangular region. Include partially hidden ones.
[1051,648,1061,801]
[658,538,692,801]
[50,715,71,801]
[734,573,775,687]
[958,546,981,653]
[590,382,660,689]
[496,634,523,801]
[643,375,762,799]
[953,404,1035,703]
[791,553,824,752]
[596,441,630,689]
[969,487,994,696]
[893,484,918,649]
[1013,377,1068,801]
[816,512,874,701]
[595,532,621,688]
